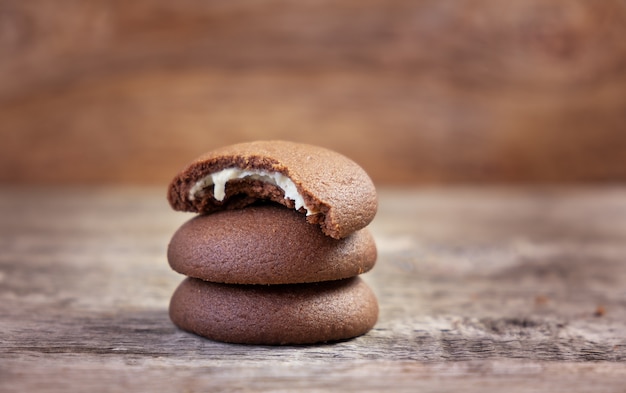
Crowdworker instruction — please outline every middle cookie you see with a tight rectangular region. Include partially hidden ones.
[168,204,377,285]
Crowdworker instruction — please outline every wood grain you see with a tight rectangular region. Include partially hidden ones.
[1,186,625,391]
[1,0,626,184]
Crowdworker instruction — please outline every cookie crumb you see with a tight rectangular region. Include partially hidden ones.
[593,305,606,317]
[535,295,549,305]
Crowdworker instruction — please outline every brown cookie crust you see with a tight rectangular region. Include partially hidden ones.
[169,276,379,345]
[167,141,377,239]
[167,205,377,285]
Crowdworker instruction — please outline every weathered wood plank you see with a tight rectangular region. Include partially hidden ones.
[1,187,625,392]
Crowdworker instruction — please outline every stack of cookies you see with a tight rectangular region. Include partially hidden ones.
[166,141,379,345]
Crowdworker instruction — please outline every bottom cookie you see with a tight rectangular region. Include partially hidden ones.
[169,276,378,345]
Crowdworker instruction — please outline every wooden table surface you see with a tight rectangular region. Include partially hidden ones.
[1,187,625,392]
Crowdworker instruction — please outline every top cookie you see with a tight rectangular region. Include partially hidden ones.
[167,141,377,239]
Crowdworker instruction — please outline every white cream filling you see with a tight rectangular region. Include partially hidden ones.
[188,168,318,215]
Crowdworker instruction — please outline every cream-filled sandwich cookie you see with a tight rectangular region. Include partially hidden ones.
[167,141,377,239]
[169,276,379,345]
[167,205,377,285]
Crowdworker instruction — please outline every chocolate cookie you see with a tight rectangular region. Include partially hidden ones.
[169,276,379,345]
[167,141,377,239]
[167,205,377,285]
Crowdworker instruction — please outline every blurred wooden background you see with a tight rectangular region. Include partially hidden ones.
[1,0,626,185]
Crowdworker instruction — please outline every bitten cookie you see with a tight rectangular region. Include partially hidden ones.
[169,276,379,345]
[167,205,377,285]
[167,140,377,239]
